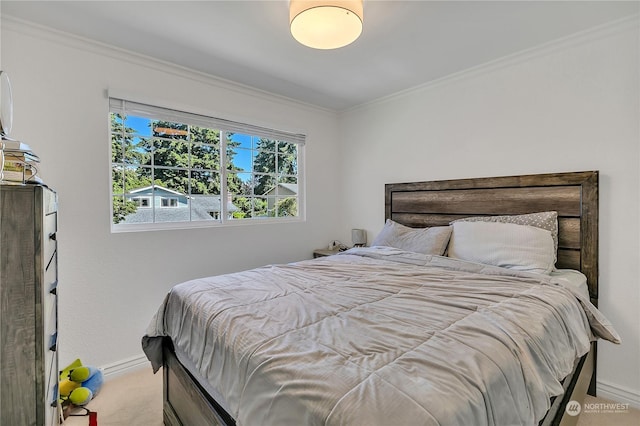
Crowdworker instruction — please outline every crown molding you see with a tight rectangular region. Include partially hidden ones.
[3,12,637,116]
[1,15,337,117]
[345,14,639,114]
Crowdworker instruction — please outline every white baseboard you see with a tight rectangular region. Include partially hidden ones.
[597,380,640,410]
[100,354,151,380]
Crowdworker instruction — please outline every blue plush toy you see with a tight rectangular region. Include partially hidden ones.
[63,366,104,406]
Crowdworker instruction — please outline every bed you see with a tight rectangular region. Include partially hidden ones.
[142,170,620,426]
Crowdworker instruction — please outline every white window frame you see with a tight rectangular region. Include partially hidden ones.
[110,97,306,233]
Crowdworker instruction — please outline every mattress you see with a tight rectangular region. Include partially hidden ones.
[143,247,619,426]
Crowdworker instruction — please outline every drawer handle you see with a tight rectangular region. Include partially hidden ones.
[49,332,57,352]
[50,383,59,407]
[49,232,57,241]
[49,280,58,295]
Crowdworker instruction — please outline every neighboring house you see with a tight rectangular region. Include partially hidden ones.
[123,185,238,223]
[264,183,298,214]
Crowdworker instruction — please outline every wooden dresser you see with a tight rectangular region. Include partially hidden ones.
[1,184,59,425]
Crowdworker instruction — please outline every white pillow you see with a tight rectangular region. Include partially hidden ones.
[450,211,558,263]
[371,219,452,255]
[448,221,555,274]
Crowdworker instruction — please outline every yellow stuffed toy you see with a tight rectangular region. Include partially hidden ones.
[59,359,104,408]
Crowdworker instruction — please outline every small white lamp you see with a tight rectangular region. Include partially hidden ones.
[351,228,366,247]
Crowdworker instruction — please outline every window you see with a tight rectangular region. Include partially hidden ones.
[161,197,178,208]
[110,98,305,231]
[131,197,151,208]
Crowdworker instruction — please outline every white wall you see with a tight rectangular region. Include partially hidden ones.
[2,19,342,372]
[339,19,640,406]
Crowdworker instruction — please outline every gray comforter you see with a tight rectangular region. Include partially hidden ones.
[142,247,620,426]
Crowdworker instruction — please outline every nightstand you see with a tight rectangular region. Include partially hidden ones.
[313,248,342,258]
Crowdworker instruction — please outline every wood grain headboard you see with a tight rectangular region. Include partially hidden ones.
[385,171,599,305]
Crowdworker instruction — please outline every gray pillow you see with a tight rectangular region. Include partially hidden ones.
[371,219,452,255]
[451,211,558,262]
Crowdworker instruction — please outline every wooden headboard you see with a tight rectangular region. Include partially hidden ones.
[385,171,599,305]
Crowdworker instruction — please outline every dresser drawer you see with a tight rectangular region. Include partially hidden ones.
[46,331,58,357]
[46,352,58,408]
[45,246,58,277]
[45,249,57,275]
[42,187,58,214]
[44,295,57,355]
[46,403,59,426]
[46,350,60,426]
[44,253,57,322]
[46,350,57,388]
[43,212,58,268]
[46,376,59,426]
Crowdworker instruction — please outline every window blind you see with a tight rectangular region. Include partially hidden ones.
[109,97,306,145]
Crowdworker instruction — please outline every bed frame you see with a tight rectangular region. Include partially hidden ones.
[161,170,599,426]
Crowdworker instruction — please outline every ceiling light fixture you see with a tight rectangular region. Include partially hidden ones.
[290,0,363,50]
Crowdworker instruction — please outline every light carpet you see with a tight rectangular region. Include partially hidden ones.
[63,365,639,425]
